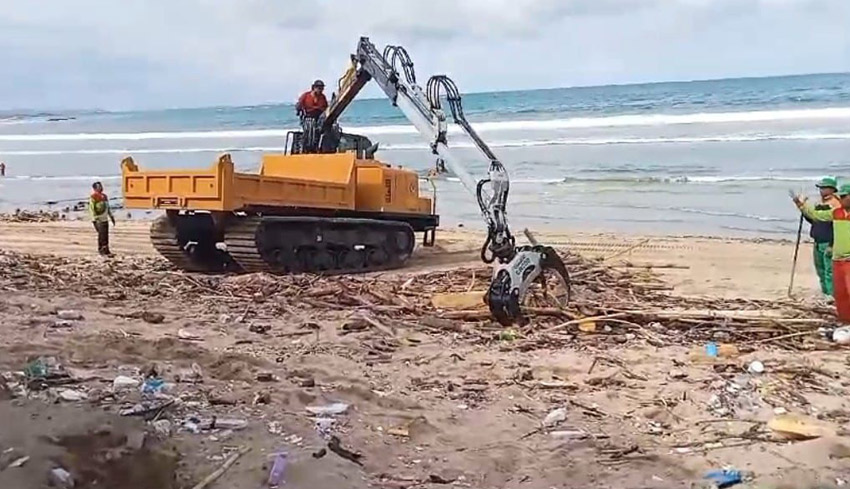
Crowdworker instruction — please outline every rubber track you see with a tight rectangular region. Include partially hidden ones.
[149,215,213,272]
[224,216,414,275]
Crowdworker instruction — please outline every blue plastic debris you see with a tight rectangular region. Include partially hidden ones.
[704,469,743,488]
[705,342,719,358]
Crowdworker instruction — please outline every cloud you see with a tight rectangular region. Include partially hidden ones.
[0,0,847,110]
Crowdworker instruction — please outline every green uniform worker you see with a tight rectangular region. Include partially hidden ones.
[793,183,850,322]
[804,177,842,295]
[88,181,115,256]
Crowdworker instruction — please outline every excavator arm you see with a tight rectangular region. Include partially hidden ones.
[323,37,570,326]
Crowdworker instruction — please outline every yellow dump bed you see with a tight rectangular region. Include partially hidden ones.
[121,152,434,216]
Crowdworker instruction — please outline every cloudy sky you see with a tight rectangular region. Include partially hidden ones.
[0,0,847,110]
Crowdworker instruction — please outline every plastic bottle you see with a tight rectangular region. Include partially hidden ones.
[267,451,288,487]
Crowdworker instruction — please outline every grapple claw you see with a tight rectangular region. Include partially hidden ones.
[486,245,571,326]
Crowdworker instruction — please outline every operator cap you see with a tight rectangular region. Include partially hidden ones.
[312,79,325,88]
[838,183,850,197]
[816,176,838,189]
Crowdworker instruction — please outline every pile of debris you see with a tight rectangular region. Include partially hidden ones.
[0,249,834,349]
[0,209,66,223]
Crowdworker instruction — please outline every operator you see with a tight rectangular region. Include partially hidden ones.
[296,80,328,120]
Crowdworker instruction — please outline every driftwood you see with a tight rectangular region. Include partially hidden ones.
[190,446,251,489]
[0,245,834,350]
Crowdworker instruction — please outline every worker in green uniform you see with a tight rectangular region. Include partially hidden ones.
[89,181,115,256]
[804,177,842,296]
[792,183,850,322]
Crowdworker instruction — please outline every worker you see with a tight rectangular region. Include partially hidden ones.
[804,176,842,296]
[792,183,850,322]
[0,161,5,177]
[89,181,116,256]
[296,80,328,120]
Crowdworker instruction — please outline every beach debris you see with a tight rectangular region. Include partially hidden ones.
[703,469,751,488]
[174,363,203,384]
[120,399,175,418]
[429,474,457,484]
[833,327,850,344]
[7,456,30,468]
[177,329,203,341]
[141,311,165,324]
[328,435,363,466]
[57,389,87,402]
[253,391,271,405]
[56,310,83,321]
[306,402,350,416]
[113,376,140,391]
[543,407,568,427]
[141,377,166,395]
[249,324,271,334]
[668,369,688,380]
[768,413,836,440]
[152,419,173,437]
[0,209,65,223]
[51,320,75,329]
[578,320,597,333]
[256,372,276,382]
[190,446,251,489]
[498,329,518,341]
[267,451,288,487]
[49,467,75,488]
[747,360,765,374]
[430,291,485,310]
[550,430,587,440]
[314,417,335,439]
[214,418,248,431]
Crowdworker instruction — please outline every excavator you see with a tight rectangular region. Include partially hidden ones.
[121,36,570,325]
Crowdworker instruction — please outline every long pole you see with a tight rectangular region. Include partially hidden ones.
[788,213,804,297]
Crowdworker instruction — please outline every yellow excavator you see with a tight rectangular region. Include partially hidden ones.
[121,36,569,325]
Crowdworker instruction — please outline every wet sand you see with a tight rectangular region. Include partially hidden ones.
[2,218,847,489]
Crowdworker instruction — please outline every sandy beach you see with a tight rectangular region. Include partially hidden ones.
[3,216,850,488]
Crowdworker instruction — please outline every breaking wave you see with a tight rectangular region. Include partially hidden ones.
[1,106,849,142]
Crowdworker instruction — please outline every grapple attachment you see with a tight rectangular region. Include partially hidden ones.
[486,244,571,326]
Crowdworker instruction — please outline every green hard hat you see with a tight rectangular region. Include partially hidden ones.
[839,183,850,196]
[817,176,838,189]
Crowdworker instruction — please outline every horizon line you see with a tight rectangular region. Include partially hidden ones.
[2,70,849,115]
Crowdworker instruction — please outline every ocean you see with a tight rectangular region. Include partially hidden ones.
[1,72,850,238]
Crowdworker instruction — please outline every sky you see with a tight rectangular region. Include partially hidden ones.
[0,0,848,111]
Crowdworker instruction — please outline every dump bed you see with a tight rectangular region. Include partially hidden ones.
[121,152,434,216]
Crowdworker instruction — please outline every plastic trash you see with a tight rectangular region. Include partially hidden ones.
[704,469,742,488]
[747,361,765,374]
[49,467,75,488]
[152,419,172,436]
[56,310,83,321]
[543,407,567,427]
[141,378,166,395]
[113,376,140,391]
[314,417,335,439]
[267,451,288,487]
[58,389,87,402]
[833,326,850,344]
[305,402,350,416]
[705,342,719,357]
[215,418,248,430]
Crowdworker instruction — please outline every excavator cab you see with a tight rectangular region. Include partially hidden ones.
[284,124,377,159]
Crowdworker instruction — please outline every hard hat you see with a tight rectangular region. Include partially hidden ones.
[838,183,850,196]
[312,79,325,88]
[816,176,838,189]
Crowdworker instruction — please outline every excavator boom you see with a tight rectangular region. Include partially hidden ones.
[321,37,571,326]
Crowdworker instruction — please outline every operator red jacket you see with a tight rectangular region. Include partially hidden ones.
[297,91,328,117]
